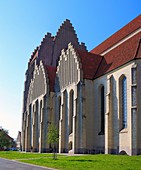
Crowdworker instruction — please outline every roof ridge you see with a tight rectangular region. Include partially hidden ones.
[94,32,141,78]
[91,14,141,54]
[77,48,102,57]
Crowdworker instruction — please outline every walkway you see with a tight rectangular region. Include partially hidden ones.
[0,158,55,170]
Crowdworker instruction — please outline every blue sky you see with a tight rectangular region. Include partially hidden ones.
[0,0,140,138]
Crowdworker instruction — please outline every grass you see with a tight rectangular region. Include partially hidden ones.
[0,151,141,170]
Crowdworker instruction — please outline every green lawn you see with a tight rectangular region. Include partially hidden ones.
[0,151,141,170]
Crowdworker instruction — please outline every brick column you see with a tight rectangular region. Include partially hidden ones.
[105,79,109,154]
[22,122,26,151]
[105,97,109,154]
[25,110,31,152]
[59,102,64,153]
[59,92,68,153]
[39,99,47,153]
[131,66,137,155]
[72,98,78,153]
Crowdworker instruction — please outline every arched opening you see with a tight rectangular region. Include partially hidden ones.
[99,85,105,135]
[58,96,61,121]
[68,141,72,151]
[39,100,43,123]
[69,90,74,135]
[36,100,39,152]
[32,100,39,152]
[60,90,68,153]
[29,104,32,151]
[39,100,42,147]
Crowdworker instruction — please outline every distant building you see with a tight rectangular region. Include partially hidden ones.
[16,131,21,150]
[0,128,16,150]
[22,15,141,155]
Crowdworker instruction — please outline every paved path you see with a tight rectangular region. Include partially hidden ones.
[0,158,55,170]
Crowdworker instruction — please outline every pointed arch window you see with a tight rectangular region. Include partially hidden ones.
[121,76,127,129]
[119,75,127,130]
[69,90,74,134]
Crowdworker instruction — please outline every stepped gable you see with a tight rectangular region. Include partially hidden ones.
[94,32,141,78]
[45,65,57,92]
[28,46,39,66]
[29,19,87,67]
[56,19,78,38]
[91,15,141,54]
[38,32,54,66]
[52,19,86,66]
[76,49,102,79]
[55,19,86,50]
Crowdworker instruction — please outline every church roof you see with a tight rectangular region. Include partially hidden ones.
[91,15,141,55]
[75,25,141,80]
[45,28,141,90]
[77,49,102,79]
[88,15,141,78]
[94,32,141,78]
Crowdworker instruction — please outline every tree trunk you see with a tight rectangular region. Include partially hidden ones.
[53,144,57,160]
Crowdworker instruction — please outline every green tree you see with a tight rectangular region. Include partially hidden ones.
[0,128,11,149]
[48,124,59,160]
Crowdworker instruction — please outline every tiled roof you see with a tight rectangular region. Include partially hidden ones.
[45,65,57,92]
[77,49,102,79]
[45,49,102,90]
[91,15,141,54]
[44,31,141,88]
[0,129,13,140]
[94,32,141,78]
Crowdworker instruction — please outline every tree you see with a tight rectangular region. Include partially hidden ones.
[0,128,11,149]
[48,124,59,160]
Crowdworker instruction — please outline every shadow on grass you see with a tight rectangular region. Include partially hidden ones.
[68,160,98,162]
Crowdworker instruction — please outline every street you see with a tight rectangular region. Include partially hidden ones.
[0,158,55,170]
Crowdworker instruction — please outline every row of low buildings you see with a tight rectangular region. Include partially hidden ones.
[0,127,18,150]
[21,15,141,155]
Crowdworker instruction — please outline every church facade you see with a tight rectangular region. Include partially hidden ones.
[22,15,141,155]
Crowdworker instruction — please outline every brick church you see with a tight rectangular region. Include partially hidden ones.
[22,15,141,155]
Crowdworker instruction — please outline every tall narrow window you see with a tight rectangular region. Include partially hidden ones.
[131,67,137,107]
[40,100,42,123]
[99,85,105,135]
[58,96,61,121]
[101,86,105,134]
[121,77,127,129]
[29,104,32,147]
[69,90,74,134]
